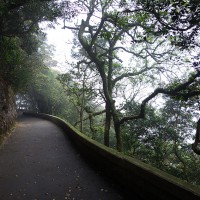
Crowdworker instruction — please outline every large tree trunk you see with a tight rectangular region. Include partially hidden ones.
[114,120,123,152]
[104,103,111,147]
[0,77,16,137]
[192,117,200,155]
[88,114,96,139]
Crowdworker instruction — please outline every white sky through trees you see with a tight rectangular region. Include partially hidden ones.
[42,22,74,73]
[41,10,197,112]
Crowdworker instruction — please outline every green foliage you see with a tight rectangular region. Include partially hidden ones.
[0,0,62,37]
[0,37,24,65]
[57,65,103,131]
[0,37,26,89]
[0,34,49,92]
[120,0,200,48]
[122,98,200,185]
[167,73,200,101]
[0,0,63,94]
[17,67,77,123]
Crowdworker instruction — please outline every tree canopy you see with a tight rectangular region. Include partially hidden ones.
[118,0,200,49]
[62,0,200,153]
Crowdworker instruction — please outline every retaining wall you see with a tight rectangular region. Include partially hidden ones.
[23,112,200,200]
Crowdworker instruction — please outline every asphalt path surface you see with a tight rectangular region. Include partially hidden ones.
[0,115,127,200]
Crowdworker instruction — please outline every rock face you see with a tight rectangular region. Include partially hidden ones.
[0,77,16,136]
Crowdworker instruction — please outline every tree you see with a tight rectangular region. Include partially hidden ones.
[112,0,200,154]
[17,67,77,122]
[64,0,192,152]
[58,60,105,134]
[122,98,200,185]
[0,0,69,136]
[0,0,62,37]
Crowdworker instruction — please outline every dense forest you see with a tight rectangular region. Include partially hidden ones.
[0,0,200,186]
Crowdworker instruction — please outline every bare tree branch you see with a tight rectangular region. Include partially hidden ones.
[74,109,106,126]
[120,71,200,124]
[112,64,160,86]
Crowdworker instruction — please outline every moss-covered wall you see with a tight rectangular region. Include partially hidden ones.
[0,77,16,137]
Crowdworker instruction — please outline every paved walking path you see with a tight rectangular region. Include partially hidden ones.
[0,115,126,200]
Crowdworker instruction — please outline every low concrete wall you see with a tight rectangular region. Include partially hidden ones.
[23,112,200,200]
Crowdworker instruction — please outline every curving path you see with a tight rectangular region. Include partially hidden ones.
[0,114,127,200]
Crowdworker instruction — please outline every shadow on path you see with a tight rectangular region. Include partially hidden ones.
[0,114,126,200]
